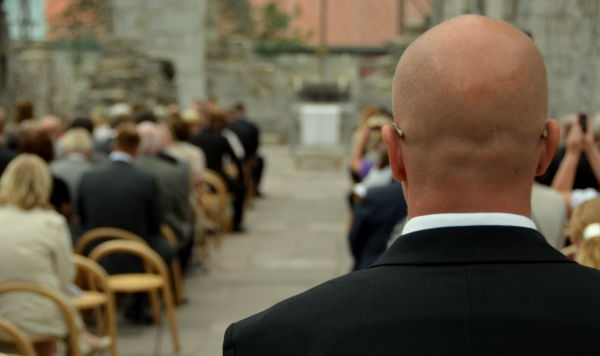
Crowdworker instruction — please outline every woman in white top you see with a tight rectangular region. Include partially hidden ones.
[0,154,107,355]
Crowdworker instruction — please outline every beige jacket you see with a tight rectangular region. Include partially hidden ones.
[0,204,75,336]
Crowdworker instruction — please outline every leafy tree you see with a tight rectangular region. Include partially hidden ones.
[253,1,312,56]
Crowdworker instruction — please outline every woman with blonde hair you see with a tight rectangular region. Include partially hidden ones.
[567,197,600,269]
[0,154,108,355]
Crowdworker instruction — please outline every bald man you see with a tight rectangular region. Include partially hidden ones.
[222,16,600,355]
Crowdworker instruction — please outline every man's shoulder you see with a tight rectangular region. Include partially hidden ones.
[227,269,382,337]
[82,161,154,184]
[225,256,600,355]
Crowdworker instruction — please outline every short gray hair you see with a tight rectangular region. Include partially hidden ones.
[137,121,162,154]
[59,128,93,155]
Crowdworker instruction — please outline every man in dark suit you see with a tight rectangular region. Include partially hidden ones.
[135,121,194,270]
[223,15,600,355]
[348,182,406,271]
[78,123,173,273]
[228,103,264,196]
[191,111,245,231]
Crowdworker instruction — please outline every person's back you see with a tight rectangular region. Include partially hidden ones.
[0,155,75,341]
[191,127,232,176]
[224,15,600,355]
[79,160,159,239]
[77,124,168,275]
[135,121,192,244]
[226,235,600,355]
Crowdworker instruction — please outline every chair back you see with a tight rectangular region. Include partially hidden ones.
[88,240,169,279]
[202,170,232,231]
[203,170,229,199]
[159,224,178,248]
[0,281,81,356]
[0,316,36,356]
[75,227,146,255]
[72,255,110,295]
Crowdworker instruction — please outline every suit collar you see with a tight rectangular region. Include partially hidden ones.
[371,226,573,267]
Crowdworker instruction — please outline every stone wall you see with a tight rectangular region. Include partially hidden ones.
[430,0,600,118]
[111,0,207,108]
[9,41,177,118]
[206,45,363,142]
[10,44,86,117]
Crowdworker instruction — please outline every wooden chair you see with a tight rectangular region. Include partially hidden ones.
[0,316,36,356]
[202,170,232,244]
[0,281,81,356]
[72,255,118,356]
[76,226,183,320]
[160,224,186,305]
[89,240,181,353]
[75,227,145,255]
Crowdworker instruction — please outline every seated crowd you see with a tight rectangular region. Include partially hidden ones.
[347,108,600,272]
[0,98,263,355]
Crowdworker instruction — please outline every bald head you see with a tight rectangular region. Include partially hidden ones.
[385,15,558,216]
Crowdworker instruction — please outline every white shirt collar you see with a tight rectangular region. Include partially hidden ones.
[401,212,538,236]
[66,152,87,161]
[109,151,134,164]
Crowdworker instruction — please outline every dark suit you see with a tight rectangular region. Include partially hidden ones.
[191,128,245,230]
[224,226,600,355]
[135,154,194,269]
[229,119,264,194]
[348,182,406,270]
[229,120,259,160]
[0,146,16,176]
[78,160,172,274]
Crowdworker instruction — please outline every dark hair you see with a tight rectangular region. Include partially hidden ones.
[135,110,158,124]
[17,128,54,163]
[69,117,94,134]
[114,123,140,152]
[234,103,245,112]
[15,100,34,123]
[168,119,190,142]
[207,110,227,130]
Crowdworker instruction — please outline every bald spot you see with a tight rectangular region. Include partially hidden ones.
[393,15,548,187]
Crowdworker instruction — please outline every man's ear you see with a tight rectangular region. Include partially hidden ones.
[535,119,560,176]
[382,124,407,182]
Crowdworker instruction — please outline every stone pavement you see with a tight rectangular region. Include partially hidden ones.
[116,145,352,356]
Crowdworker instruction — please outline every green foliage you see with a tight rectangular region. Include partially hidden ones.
[218,0,254,35]
[253,1,311,57]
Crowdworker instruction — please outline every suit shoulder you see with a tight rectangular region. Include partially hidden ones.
[231,270,373,328]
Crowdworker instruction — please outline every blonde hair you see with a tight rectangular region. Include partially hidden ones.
[0,154,52,210]
[568,197,600,269]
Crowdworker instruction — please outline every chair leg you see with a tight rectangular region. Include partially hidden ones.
[171,259,185,305]
[105,298,118,356]
[148,290,161,324]
[94,306,105,334]
[161,285,181,352]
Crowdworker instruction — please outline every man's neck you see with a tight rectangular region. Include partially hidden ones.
[405,185,533,220]
[109,150,135,163]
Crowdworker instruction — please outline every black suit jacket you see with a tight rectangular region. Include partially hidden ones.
[348,182,406,270]
[190,128,242,183]
[224,226,600,355]
[78,160,171,273]
[229,120,260,159]
[0,146,16,176]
